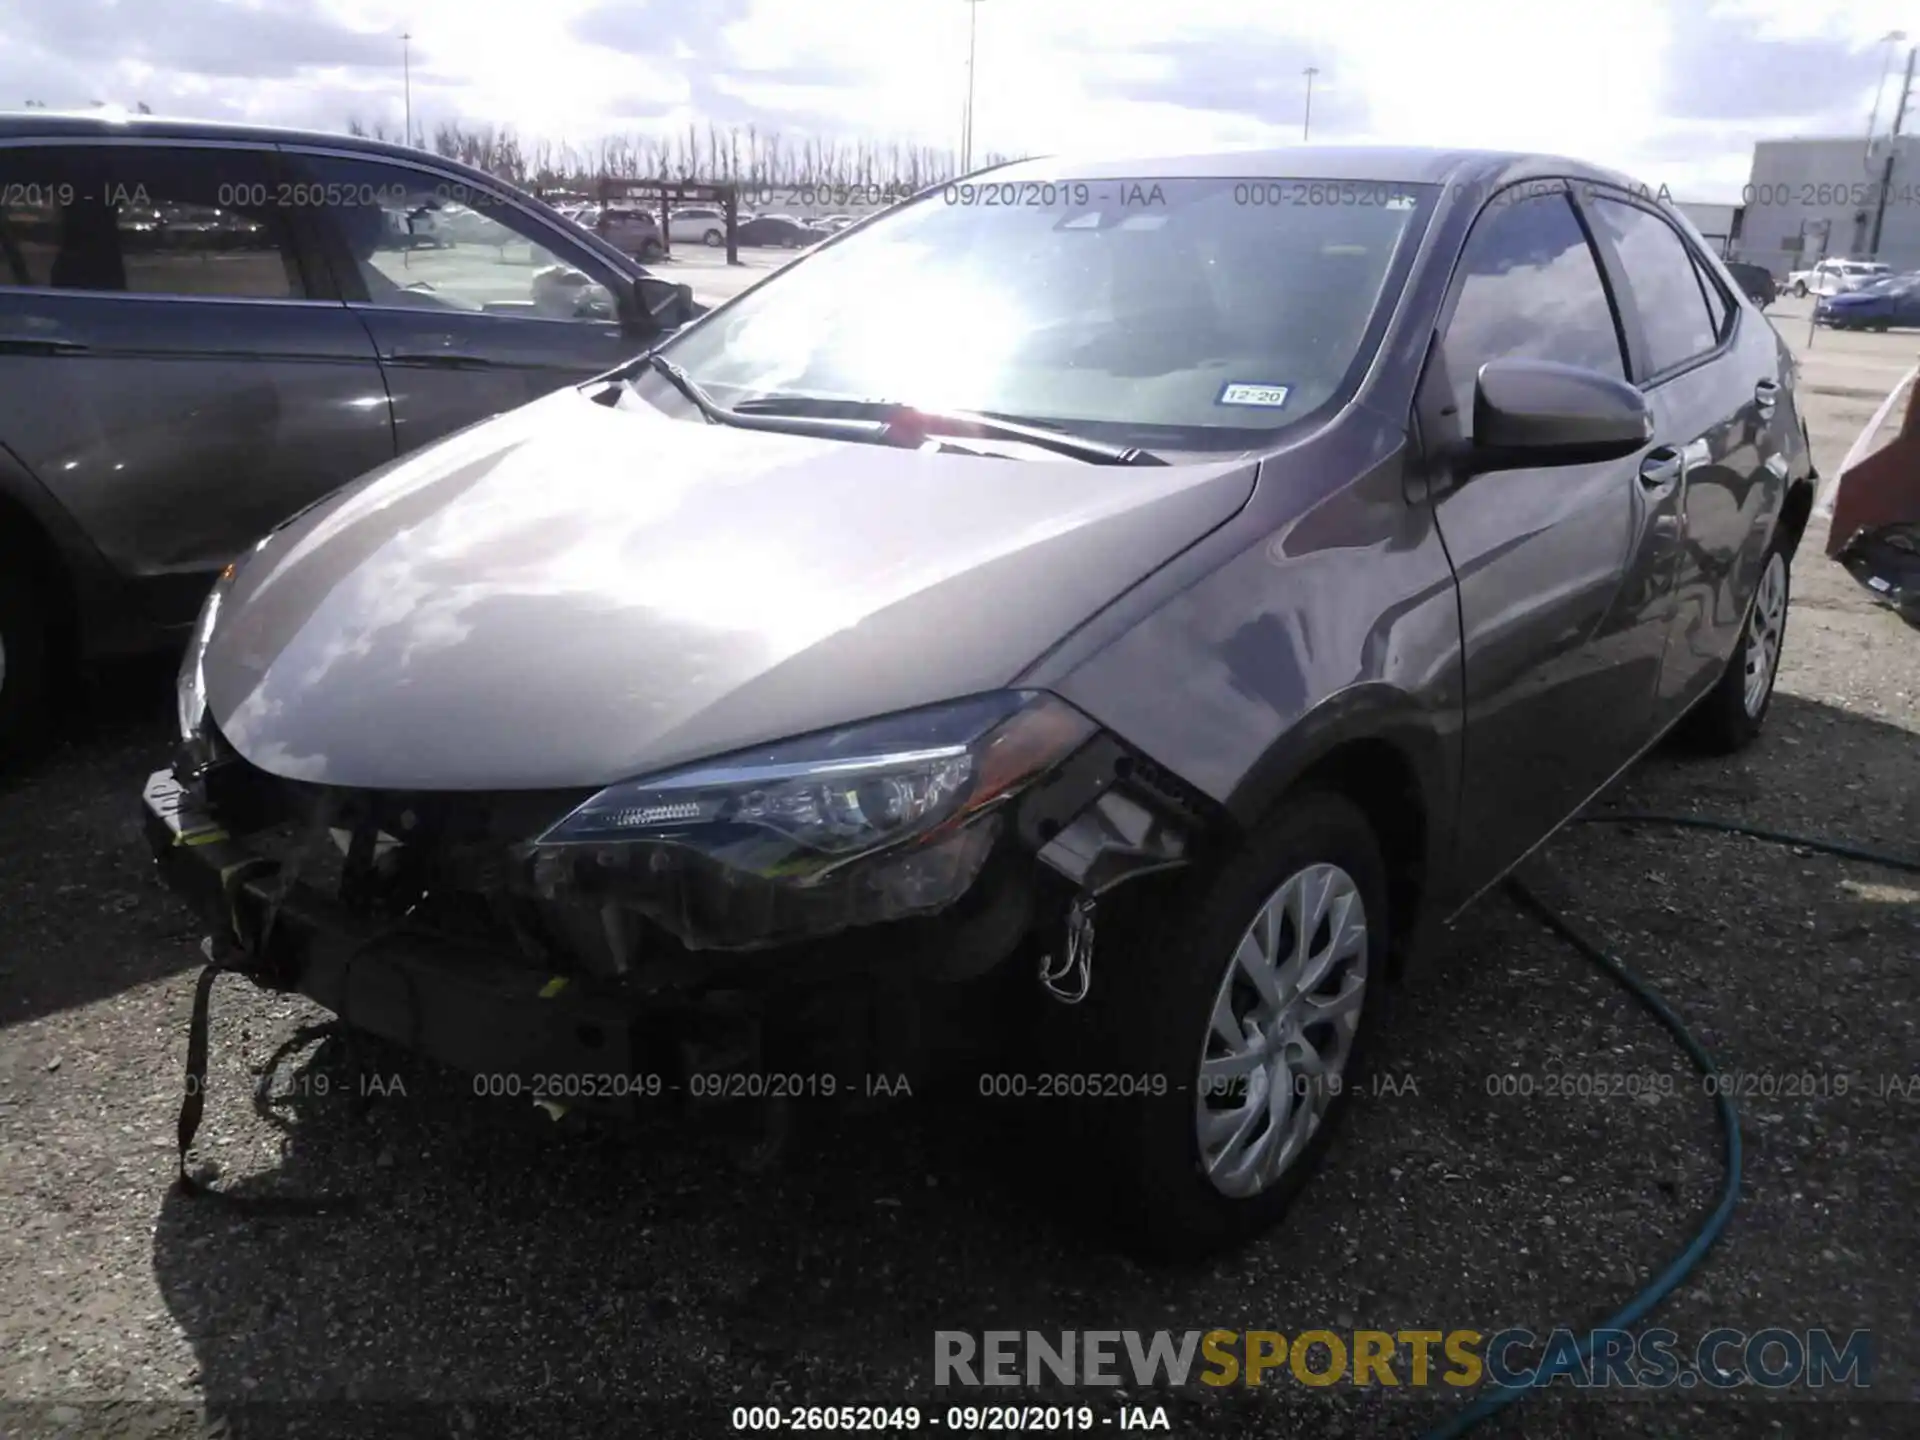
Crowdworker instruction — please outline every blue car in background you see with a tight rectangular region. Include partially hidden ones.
[1816,272,1920,330]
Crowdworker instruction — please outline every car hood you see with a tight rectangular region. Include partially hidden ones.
[203,386,1258,791]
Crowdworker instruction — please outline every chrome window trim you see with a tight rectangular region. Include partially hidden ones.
[0,284,344,308]
[0,136,278,152]
[343,301,620,328]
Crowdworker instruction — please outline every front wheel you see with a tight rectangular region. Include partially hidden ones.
[1056,791,1392,1259]
[702,229,724,246]
[1678,541,1790,753]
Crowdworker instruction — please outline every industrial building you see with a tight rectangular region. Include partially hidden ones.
[1674,201,1741,258]
[1735,134,1920,281]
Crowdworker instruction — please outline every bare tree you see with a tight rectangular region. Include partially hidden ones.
[334,110,1030,204]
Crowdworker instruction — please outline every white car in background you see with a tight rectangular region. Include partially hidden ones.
[1789,258,1890,298]
[668,206,731,246]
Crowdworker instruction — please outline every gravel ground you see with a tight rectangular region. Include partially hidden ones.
[2,301,1917,1440]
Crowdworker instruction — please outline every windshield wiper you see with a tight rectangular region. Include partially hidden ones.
[636,356,887,441]
[731,395,1166,465]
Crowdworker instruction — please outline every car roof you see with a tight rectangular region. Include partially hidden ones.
[978,143,1654,194]
[0,109,446,159]
[0,110,533,202]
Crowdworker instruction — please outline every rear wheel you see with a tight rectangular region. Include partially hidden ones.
[1678,541,1789,754]
[0,544,50,763]
[702,229,724,247]
[1056,791,1392,1259]
[1792,280,1808,298]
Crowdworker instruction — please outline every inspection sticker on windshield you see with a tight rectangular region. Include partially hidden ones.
[1217,382,1291,409]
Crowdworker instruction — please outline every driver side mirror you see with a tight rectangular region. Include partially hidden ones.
[1462,358,1652,476]
[621,275,695,336]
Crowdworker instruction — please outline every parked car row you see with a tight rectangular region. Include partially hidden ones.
[544,201,837,253]
[1697,257,1916,319]
[1815,270,1920,330]
[1787,256,1890,298]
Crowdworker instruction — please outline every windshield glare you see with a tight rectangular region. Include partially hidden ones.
[657,178,1428,447]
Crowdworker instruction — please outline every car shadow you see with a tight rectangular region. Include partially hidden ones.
[0,652,196,1032]
[141,690,1919,1434]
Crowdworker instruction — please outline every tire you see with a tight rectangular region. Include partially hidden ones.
[702,229,724,247]
[0,541,50,764]
[1792,280,1807,298]
[1677,539,1790,754]
[1052,791,1392,1260]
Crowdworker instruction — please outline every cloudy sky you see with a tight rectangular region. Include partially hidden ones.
[3,0,1916,200]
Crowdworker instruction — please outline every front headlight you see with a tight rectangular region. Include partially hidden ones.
[527,690,1098,950]
[175,561,238,743]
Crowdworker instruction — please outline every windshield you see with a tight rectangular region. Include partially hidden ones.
[1857,274,1915,295]
[655,176,1430,450]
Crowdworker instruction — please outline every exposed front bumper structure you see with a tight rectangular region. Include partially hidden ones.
[141,708,1223,1121]
[143,768,657,1114]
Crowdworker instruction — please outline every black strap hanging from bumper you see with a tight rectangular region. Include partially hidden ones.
[174,958,361,1217]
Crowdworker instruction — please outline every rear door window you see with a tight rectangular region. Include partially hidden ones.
[0,144,306,298]
[1584,196,1721,378]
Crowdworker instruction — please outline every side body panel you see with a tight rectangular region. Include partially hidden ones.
[0,138,394,628]
[1416,183,1676,896]
[1577,194,1795,725]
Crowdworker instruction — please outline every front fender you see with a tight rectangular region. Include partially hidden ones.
[1223,681,1452,837]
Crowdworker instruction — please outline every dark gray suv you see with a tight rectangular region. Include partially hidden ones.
[0,114,693,753]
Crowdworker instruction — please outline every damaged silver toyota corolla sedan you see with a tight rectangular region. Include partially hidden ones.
[145,146,1816,1257]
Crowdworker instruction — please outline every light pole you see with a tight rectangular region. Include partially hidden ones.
[962,0,983,172]
[1867,30,1907,169]
[401,31,413,149]
[1869,44,1917,257]
[1302,66,1319,142]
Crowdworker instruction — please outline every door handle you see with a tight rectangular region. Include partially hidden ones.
[388,350,494,370]
[1639,447,1684,488]
[0,335,89,356]
[1754,379,1779,417]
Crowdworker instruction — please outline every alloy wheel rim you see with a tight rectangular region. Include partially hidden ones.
[1743,551,1787,718]
[1194,862,1369,1199]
